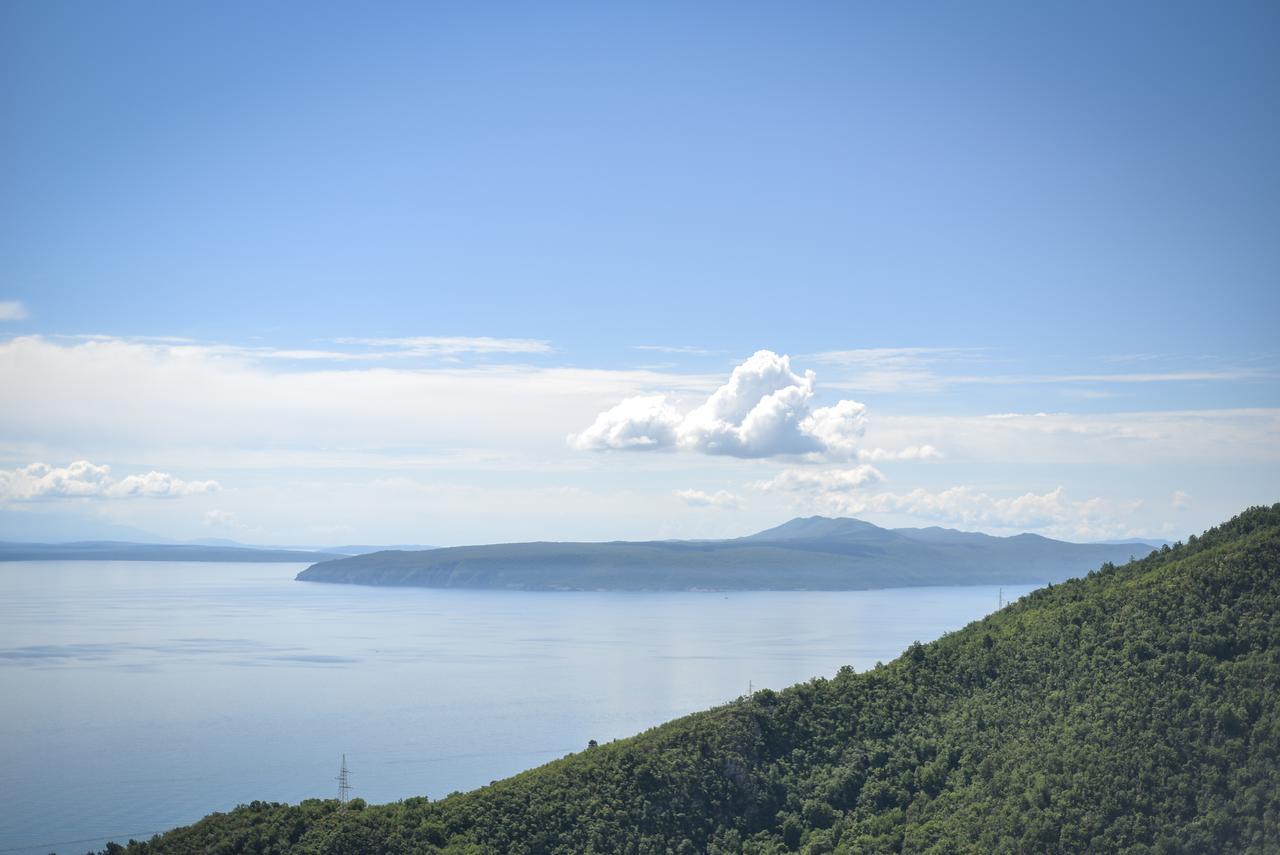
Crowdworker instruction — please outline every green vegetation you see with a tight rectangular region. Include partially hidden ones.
[101,506,1280,854]
[296,516,1157,591]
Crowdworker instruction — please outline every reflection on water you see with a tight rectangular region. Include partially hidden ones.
[0,560,1034,854]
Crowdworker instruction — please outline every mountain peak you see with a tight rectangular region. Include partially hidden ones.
[742,515,890,542]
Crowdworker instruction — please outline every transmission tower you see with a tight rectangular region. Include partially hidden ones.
[336,754,351,804]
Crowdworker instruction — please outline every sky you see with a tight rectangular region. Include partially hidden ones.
[1,1,1276,546]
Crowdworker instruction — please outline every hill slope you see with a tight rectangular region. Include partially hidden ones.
[295,516,1154,591]
[103,505,1280,854]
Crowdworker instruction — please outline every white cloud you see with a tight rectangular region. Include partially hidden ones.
[39,335,553,365]
[571,350,871,459]
[335,336,552,357]
[758,477,1145,541]
[809,346,1273,395]
[203,509,245,529]
[0,460,219,501]
[0,301,27,321]
[752,465,885,497]
[808,347,984,367]
[1171,490,1192,511]
[748,458,1148,539]
[0,335,719,464]
[673,488,741,509]
[631,345,717,355]
[856,486,1145,540]
[856,445,941,462]
[568,395,683,451]
[0,461,113,499]
[807,347,982,393]
[798,400,869,457]
[862,409,1280,465]
[111,471,220,498]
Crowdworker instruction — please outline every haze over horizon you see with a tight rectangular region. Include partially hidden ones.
[2,2,1277,547]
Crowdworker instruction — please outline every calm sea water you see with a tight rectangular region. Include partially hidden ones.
[0,561,1034,854]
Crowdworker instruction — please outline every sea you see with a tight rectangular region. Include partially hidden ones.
[0,560,1035,854]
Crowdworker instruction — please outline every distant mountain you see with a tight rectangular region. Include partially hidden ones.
[1092,536,1173,548]
[0,540,345,563]
[184,538,436,554]
[0,509,170,544]
[296,516,1161,591]
[739,515,892,542]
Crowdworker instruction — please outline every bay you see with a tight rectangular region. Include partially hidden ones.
[0,561,1034,854]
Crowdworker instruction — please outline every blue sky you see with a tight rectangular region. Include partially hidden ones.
[1,1,1276,545]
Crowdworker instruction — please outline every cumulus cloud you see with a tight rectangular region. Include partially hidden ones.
[673,488,741,509]
[0,461,219,501]
[571,350,872,459]
[0,301,27,321]
[752,465,885,496]
[112,471,220,498]
[569,395,683,451]
[0,461,114,499]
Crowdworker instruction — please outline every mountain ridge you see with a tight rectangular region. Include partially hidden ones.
[296,516,1161,591]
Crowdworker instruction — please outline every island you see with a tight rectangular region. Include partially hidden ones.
[296,515,1162,591]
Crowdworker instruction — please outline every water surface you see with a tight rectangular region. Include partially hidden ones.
[0,561,1034,854]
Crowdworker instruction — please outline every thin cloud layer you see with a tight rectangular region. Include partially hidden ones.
[857,445,941,462]
[755,474,1145,540]
[335,336,553,357]
[858,486,1145,540]
[571,350,870,459]
[0,461,219,501]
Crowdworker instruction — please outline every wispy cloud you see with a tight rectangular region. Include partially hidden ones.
[951,369,1274,385]
[0,335,720,466]
[856,445,941,462]
[47,334,554,364]
[855,485,1147,541]
[0,301,28,321]
[807,347,986,367]
[809,346,1275,394]
[631,345,719,356]
[204,509,248,529]
[336,336,553,357]
[863,409,1280,464]
[754,474,1147,541]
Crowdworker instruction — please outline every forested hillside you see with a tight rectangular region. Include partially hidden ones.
[99,506,1280,854]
